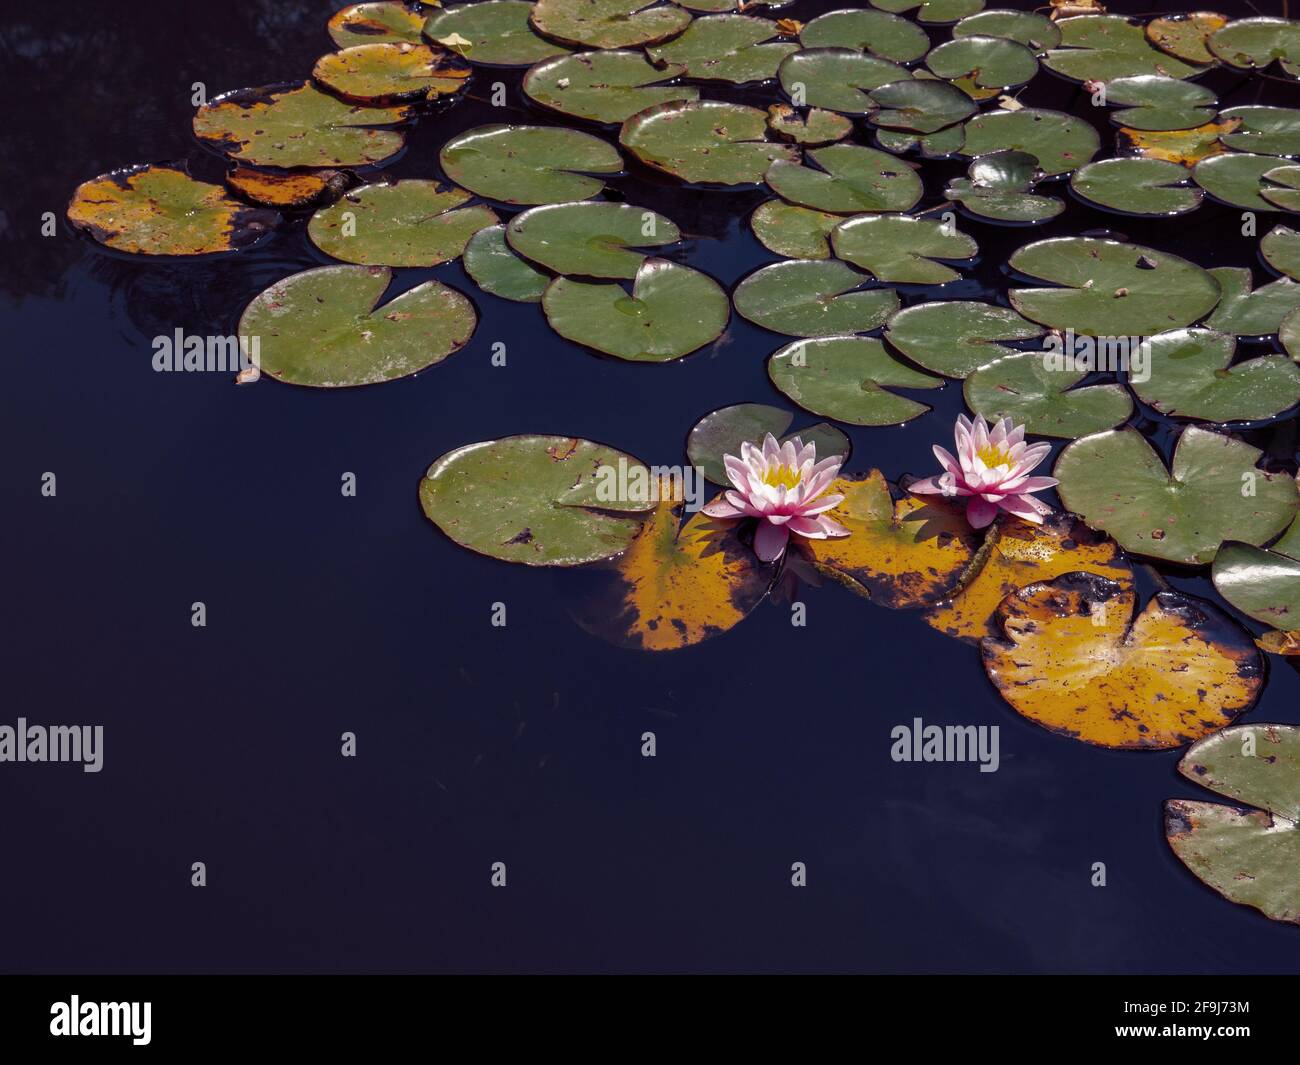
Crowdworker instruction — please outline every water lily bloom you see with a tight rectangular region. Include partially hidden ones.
[910,414,1057,529]
[702,433,850,562]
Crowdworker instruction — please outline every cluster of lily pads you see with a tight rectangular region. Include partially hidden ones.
[64,0,1300,927]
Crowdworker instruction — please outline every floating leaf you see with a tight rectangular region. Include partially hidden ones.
[797,470,979,606]
[1145,12,1228,66]
[798,8,929,62]
[463,224,549,302]
[733,259,897,336]
[541,258,729,361]
[312,42,470,103]
[765,144,923,213]
[1262,224,1300,280]
[1263,165,1300,212]
[953,9,1060,51]
[1167,725,1300,924]
[1053,425,1300,564]
[1213,526,1300,630]
[645,13,798,82]
[424,1,572,65]
[1194,153,1295,212]
[768,336,943,426]
[885,301,1043,378]
[308,180,497,266]
[328,3,427,48]
[67,164,278,255]
[960,107,1099,176]
[1100,75,1217,131]
[439,124,621,204]
[868,0,984,26]
[926,35,1038,88]
[419,435,655,566]
[529,0,692,48]
[865,80,976,134]
[226,166,348,209]
[1069,157,1202,215]
[965,350,1133,437]
[685,403,849,485]
[1130,328,1300,422]
[946,150,1064,223]
[875,123,966,158]
[523,49,698,123]
[926,514,1133,642]
[778,48,911,115]
[1208,17,1300,78]
[1217,105,1300,156]
[620,99,797,184]
[1118,120,1237,165]
[749,199,840,258]
[193,82,412,167]
[1043,14,1201,82]
[506,201,679,278]
[1008,236,1220,336]
[832,214,978,284]
[766,104,852,145]
[238,265,476,388]
[1204,267,1300,337]
[982,573,1261,749]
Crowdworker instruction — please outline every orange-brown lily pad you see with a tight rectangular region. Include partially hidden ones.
[313,42,471,103]
[226,166,349,208]
[981,573,1263,750]
[1118,119,1239,165]
[1256,629,1300,655]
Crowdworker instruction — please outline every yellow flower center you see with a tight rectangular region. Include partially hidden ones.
[975,442,1013,469]
[762,464,803,491]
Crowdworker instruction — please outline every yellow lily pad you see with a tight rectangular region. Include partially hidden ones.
[1118,119,1240,165]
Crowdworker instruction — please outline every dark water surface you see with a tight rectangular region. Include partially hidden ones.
[3,0,1300,972]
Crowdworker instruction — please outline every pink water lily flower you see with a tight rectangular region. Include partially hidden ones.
[702,433,850,562]
[910,414,1057,529]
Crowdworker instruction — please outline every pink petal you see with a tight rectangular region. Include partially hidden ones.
[966,497,998,528]
[932,445,962,478]
[702,498,745,518]
[754,519,790,562]
[997,493,1052,523]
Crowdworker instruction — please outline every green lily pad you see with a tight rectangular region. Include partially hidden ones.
[865,80,976,134]
[1043,14,1201,82]
[1145,12,1228,66]
[1070,157,1202,216]
[1262,165,1300,212]
[193,82,413,168]
[686,403,849,485]
[766,104,853,145]
[1205,267,1300,337]
[869,0,984,26]
[1194,152,1294,212]
[620,99,797,185]
[67,164,278,255]
[1217,106,1300,156]
[419,435,655,566]
[765,144,922,213]
[953,9,1060,51]
[960,107,1100,176]
[749,199,841,259]
[832,214,978,284]
[238,265,476,388]
[1209,17,1300,78]
[542,258,729,361]
[1282,306,1300,361]
[798,8,929,62]
[778,48,912,115]
[1101,75,1217,131]
[307,180,497,266]
[947,150,1064,223]
[439,124,621,205]
[328,3,426,48]
[1166,725,1300,925]
[529,0,692,48]
[926,35,1038,88]
[1130,328,1300,422]
[1213,528,1300,628]
[312,42,470,103]
[1054,425,1300,564]
[768,336,943,425]
[1008,237,1221,337]
[523,49,698,124]
[463,224,550,302]
[424,1,572,65]
[875,123,966,158]
[506,201,680,278]
[733,259,897,337]
[964,350,1133,438]
[645,13,798,83]
[885,300,1044,377]
[1262,225,1300,280]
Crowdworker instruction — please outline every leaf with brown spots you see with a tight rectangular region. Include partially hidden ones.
[226,167,349,209]
[982,572,1262,749]
[313,42,470,104]
[1117,118,1239,165]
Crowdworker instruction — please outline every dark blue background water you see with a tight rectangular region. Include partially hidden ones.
[3,0,1299,972]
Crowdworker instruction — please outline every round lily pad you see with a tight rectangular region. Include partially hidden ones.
[1145,12,1228,66]
[733,259,897,337]
[866,80,976,134]
[832,214,978,284]
[506,201,680,278]
[226,166,348,209]
[885,301,1044,378]
[1008,237,1220,337]
[1101,75,1217,131]
[1053,425,1300,564]
[419,435,655,566]
[926,35,1038,88]
[960,107,1099,176]
[67,164,278,255]
[1213,533,1300,629]
[312,42,470,103]
[946,150,1064,223]
[542,258,729,361]
[1219,106,1300,157]
[686,403,849,485]
[749,199,840,259]
[1043,13,1201,82]
[193,82,413,168]
[523,49,698,124]
[238,265,477,388]
[439,124,621,205]
[424,1,572,65]
[869,0,984,26]
[798,8,929,62]
[1262,165,1300,212]
[1070,157,1202,215]
[644,13,798,83]
[1282,306,1300,360]
[1262,225,1300,280]
[953,9,1060,51]
[329,3,427,48]
[307,180,497,266]
[1195,152,1297,212]
[529,0,692,49]
[765,144,922,213]
[463,224,549,302]
[964,350,1134,438]
[1130,328,1300,422]
[1209,17,1300,77]
[766,104,853,145]
[1118,120,1237,165]
[620,99,797,185]
[768,336,943,425]
[875,123,966,158]
[778,48,911,115]
[1205,267,1300,337]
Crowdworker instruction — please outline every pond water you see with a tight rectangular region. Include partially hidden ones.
[3,0,1300,972]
